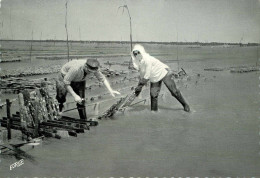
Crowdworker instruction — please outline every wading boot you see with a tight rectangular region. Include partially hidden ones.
[151,97,158,111]
[77,103,87,120]
[59,103,64,112]
[175,90,190,112]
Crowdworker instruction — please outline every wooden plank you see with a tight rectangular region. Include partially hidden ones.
[10,114,90,130]
[18,93,29,139]
[60,115,98,126]
[40,122,84,133]
[6,99,12,140]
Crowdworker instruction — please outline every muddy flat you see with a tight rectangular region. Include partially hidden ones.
[1,42,259,177]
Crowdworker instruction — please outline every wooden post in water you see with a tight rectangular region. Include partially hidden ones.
[30,30,33,62]
[6,99,12,140]
[18,93,28,140]
[65,0,70,61]
[118,5,133,68]
[32,100,39,137]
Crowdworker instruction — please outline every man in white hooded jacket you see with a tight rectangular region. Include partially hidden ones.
[131,44,190,112]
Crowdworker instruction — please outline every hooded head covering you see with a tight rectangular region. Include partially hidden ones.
[131,44,150,70]
[131,44,171,82]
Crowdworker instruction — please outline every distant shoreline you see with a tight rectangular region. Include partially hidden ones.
[0,39,259,46]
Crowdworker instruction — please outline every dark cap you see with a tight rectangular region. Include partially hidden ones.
[86,58,100,70]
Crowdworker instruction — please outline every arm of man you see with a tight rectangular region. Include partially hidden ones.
[63,67,82,103]
[94,70,120,97]
[134,59,150,96]
[134,78,149,96]
[103,79,120,97]
[65,84,82,103]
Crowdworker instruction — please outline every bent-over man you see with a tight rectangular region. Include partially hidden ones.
[56,59,120,120]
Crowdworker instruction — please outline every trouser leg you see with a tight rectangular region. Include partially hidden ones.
[56,79,67,112]
[71,81,87,120]
[163,72,190,112]
[150,81,162,111]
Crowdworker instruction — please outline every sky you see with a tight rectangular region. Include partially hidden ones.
[0,0,259,43]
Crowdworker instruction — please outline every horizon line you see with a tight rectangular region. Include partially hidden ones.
[0,39,259,45]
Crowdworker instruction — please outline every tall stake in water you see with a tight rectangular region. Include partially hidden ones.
[30,30,33,62]
[65,1,70,61]
[9,8,13,40]
[79,27,81,42]
[257,39,259,67]
[54,35,56,46]
[177,31,179,72]
[118,5,133,68]
[40,32,42,45]
[239,33,244,47]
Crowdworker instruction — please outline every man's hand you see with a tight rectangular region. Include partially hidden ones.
[110,90,121,97]
[134,78,148,96]
[74,95,83,104]
[134,85,143,96]
[139,78,149,85]
[65,85,83,104]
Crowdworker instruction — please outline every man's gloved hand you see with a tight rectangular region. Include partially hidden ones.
[134,85,143,96]
[139,78,149,85]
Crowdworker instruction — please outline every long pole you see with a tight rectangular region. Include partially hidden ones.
[125,6,133,69]
[9,8,13,40]
[6,99,12,140]
[30,30,33,62]
[175,25,179,72]
[177,31,179,71]
[79,27,81,42]
[257,39,259,67]
[65,1,70,61]
[118,5,133,68]
[40,32,42,45]
[125,6,132,52]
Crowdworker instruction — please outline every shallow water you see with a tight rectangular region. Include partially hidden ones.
[0,42,260,177]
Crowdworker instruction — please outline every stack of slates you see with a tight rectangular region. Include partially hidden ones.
[0,81,98,140]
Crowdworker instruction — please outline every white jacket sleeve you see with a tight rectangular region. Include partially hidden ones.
[143,58,151,80]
